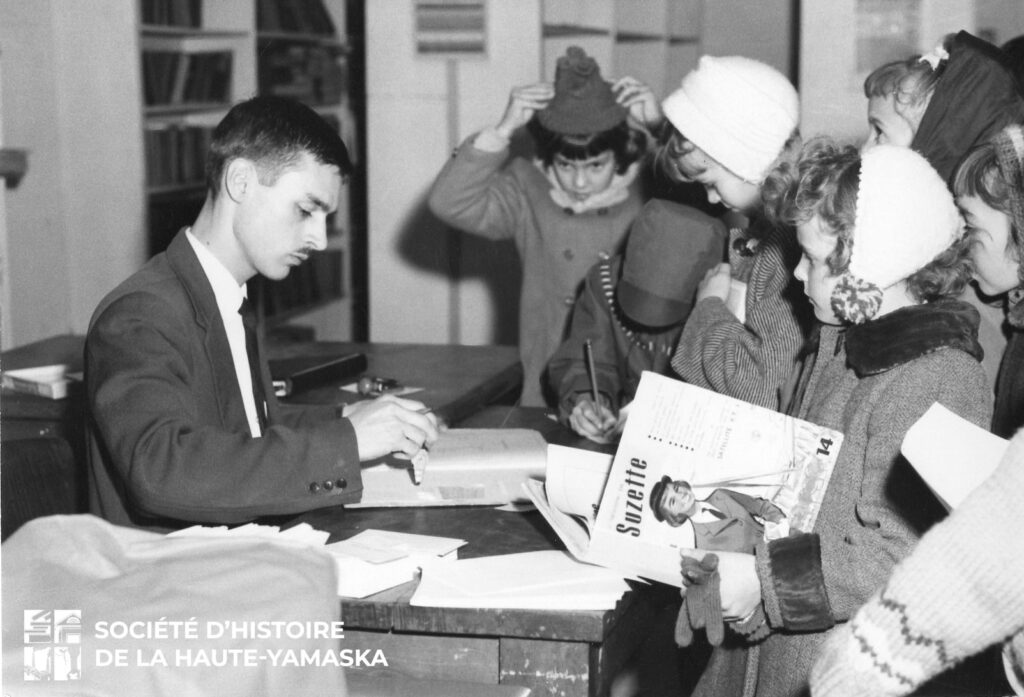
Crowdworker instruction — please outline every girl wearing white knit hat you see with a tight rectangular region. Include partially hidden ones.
[659,55,811,412]
[681,140,991,697]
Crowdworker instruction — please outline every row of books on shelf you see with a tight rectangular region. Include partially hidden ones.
[145,124,212,189]
[143,50,232,108]
[141,0,202,28]
[258,42,346,105]
[257,0,336,35]
[257,249,345,318]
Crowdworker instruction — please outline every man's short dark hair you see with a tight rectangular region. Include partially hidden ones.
[205,95,353,198]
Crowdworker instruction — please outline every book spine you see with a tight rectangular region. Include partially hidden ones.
[1,376,59,399]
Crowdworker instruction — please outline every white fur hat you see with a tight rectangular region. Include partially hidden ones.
[832,145,962,323]
[661,55,799,183]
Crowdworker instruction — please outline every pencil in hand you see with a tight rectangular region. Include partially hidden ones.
[584,339,600,405]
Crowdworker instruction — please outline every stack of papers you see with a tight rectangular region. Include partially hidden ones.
[325,530,466,598]
[410,550,632,610]
[169,524,466,599]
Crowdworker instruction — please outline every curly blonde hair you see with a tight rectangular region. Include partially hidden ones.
[770,138,971,323]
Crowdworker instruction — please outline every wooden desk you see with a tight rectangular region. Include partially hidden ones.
[295,409,671,697]
[300,506,668,697]
[1,336,522,437]
[1,335,521,536]
[269,341,522,426]
[1,334,86,442]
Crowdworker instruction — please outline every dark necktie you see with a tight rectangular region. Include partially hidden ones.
[701,505,727,520]
[238,298,268,433]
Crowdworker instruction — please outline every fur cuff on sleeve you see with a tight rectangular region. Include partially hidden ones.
[765,534,835,631]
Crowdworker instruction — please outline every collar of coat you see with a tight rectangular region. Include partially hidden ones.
[844,298,983,377]
[541,159,640,214]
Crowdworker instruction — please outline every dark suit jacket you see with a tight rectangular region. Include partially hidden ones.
[86,231,362,530]
[691,489,775,554]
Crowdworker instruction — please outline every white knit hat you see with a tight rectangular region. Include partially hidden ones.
[832,145,962,323]
[661,55,799,183]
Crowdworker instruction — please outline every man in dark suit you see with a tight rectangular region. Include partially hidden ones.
[87,96,439,531]
[649,476,785,553]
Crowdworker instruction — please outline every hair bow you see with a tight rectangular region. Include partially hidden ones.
[918,44,950,71]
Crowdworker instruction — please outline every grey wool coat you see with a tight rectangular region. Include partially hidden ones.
[691,300,992,697]
[427,134,644,406]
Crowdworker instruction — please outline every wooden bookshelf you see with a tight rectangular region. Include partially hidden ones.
[139,0,359,340]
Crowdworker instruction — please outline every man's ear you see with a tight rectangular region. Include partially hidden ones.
[224,158,256,203]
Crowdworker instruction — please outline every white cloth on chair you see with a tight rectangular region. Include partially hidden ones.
[2,514,348,696]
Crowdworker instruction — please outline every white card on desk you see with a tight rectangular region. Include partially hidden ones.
[326,529,467,564]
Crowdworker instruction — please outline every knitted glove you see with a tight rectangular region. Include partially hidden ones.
[675,554,724,647]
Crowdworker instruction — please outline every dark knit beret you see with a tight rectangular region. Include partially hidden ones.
[537,46,627,135]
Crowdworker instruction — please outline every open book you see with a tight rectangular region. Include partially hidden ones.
[525,371,844,586]
[352,428,548,507]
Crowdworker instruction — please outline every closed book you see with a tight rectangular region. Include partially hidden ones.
[1,365,78,400]
[268,352,367,396]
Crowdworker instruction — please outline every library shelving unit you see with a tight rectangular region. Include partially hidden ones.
[541,0,704,96]
[139,0,358,340]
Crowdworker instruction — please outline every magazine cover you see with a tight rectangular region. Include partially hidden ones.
[528,371,843,586]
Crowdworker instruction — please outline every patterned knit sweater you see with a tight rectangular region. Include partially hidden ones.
[810,428,1024,697]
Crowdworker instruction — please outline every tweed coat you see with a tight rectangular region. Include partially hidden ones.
[691,301,992,697]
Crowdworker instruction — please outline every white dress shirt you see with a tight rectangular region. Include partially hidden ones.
[186,230,263,437]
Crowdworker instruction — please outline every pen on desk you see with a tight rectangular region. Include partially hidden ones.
[584,339,600,405]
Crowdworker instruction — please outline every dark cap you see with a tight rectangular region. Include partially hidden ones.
[617,200,728,328]
[649,475,673,522]
[912,31,1024,183]
[537,46,627,135]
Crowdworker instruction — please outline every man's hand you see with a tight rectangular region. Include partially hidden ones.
[696,263,732,303]
[343,395,440,461]
[495,83,554,140]
[568,394,618,444]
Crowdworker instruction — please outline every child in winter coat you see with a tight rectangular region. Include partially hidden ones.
[428,46,661,406]
[658,55,811,411]
[546,198,726,442]
[956,124,1024,437]
[682,141,991,697]
[863,30,1024,389]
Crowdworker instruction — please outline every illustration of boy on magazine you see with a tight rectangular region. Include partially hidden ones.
[649,477,786,553]
[525,371,843,639]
